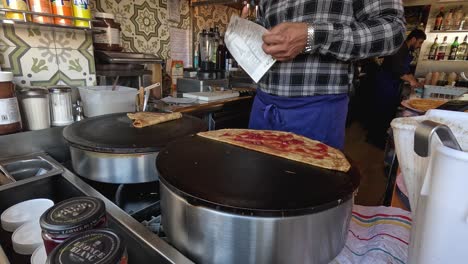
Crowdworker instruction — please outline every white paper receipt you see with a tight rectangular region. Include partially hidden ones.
[225,15,276,83]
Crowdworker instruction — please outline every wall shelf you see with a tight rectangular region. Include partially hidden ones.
[430,30,468,33]
[0,8,102,33]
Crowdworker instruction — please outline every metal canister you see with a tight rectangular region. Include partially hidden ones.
[17,87,50,131]
[48,86,73,126]
[72,0,91,27]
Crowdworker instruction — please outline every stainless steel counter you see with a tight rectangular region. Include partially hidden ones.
[0,153,194,264]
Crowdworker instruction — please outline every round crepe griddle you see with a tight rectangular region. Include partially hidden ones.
[63,113,207,153]
[157,135,360,217]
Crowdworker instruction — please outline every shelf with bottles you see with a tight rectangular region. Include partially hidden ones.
[431,4,467,32]
[425,34,468,62]
[0,8,100,32]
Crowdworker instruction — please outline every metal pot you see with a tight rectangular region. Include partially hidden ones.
[63,113,207,184]
[157,135,360,264]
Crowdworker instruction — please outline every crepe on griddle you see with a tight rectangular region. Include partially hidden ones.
[127,112,182,128]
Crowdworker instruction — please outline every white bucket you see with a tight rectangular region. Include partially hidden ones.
[78,86,138,117]
[391,110,468,214]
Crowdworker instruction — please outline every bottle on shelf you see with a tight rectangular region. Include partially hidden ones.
[428,35,439,60]
[216,35,226,70]
[442,9,453,30]
[437,72,447,86]
[447,72,458,86]
[431,71,440,85]
[457,35,468,60]
[436,36,448,60]
[434,7,445,30]
[425,71,433,85]
[448,36,459,60]
[454,5,464,29]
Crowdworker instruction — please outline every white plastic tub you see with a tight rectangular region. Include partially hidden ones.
[391,110,468,214]
[78,86,138,117]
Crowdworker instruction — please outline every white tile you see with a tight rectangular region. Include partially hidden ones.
[18,47,60,86]
[57,49,94,86]
[12,26,55,48]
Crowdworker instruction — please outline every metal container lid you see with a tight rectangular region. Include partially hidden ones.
[63,113,207,154]
[46,229,125,264]
[0,71,13,82]
[17,87,49,97]
[48,86,71,94]
[157,135,360,217]
[40,197,106,235]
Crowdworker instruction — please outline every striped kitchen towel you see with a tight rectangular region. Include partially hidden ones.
[332,205,412,264]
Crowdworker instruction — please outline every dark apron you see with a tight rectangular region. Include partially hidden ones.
[372,54,413,139]
[248,89,349,150]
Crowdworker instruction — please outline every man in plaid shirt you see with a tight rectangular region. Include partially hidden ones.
[244,0,406,149]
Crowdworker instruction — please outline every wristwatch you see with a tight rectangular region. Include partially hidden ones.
[303,23,315,54]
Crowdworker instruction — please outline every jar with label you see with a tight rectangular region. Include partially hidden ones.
[1,0,31,21]
[72,0,91,27]
[92,12,122,51]
[46,229,127,264]
[17,87,50,131]
[48,86,73,126]
[51,0,73,25]
[28,0,53,24]
[39,196,107,254]
[0,72,22,135]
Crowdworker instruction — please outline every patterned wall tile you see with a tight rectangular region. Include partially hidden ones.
[94,0,190,59]
[0,25,55,49]
[54,31,93,50]
[193,5,239,44]
[15,47,60,87]
[58,50,96,87]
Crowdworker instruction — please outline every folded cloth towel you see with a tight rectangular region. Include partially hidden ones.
[332,205,411,264]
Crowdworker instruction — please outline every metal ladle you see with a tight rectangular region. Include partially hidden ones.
[414,120,463,157]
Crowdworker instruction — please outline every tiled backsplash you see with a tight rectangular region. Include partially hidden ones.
[0,25,96,87]
[0,0,238,87]
[93,0,191,59]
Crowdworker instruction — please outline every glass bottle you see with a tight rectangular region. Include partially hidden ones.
[428,35,439,60]
[442,9,453,30]
[448,36,459,60]
[456,35,468,60]
[436,36,448,60]
[434,7,445,30]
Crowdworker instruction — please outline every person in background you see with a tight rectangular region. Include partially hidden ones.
[241,0,406,150]
[367,29,426,149]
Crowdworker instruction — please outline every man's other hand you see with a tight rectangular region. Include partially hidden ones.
[262,22,308,61]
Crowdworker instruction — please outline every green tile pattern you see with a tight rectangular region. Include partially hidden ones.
[0,24,96,87]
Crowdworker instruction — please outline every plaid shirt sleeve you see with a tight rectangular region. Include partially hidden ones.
[311,0,406,61]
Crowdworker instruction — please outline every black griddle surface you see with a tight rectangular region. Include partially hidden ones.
[157,135,360,216]
[63,113,207,153]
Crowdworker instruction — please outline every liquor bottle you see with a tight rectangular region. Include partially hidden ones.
[453,5,464,29]
[448,36,459,60]
[216,35,226,70]
[436,36,448,60]
[428,35,439,60]
[434,7,445,30]
[456,35,468,60]
[442,9,453,30]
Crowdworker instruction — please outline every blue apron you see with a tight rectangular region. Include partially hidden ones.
[249,89,349,150]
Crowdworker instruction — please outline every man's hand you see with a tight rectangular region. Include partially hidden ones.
[409,80,424,88]
[262,22,308,61]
